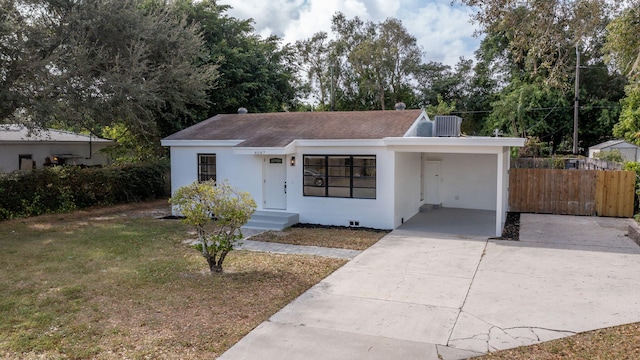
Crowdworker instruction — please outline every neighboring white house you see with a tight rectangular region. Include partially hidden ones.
[161,109,525,237]
[0,124,113,173]
[588,140,640,162]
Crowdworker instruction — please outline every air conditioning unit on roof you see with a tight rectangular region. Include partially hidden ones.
[433,116,462,137]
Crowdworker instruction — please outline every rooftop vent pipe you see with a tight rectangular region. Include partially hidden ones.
[237,107,248,114]
[394,102,406,110]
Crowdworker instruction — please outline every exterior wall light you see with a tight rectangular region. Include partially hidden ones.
[290,156,295,166]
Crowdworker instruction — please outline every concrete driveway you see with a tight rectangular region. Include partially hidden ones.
[219,214,640,360]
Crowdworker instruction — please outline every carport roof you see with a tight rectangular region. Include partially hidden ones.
[384,136,526,151]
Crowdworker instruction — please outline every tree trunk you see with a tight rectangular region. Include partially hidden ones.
[213,250,229,273]
[209,261,222,273]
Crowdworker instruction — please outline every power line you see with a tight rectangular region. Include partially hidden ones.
[450,104,619,115]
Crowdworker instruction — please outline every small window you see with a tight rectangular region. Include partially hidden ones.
[303,155,376,199]
[198,154,216,182]
[18,154,34,170]
[269,158,283,164]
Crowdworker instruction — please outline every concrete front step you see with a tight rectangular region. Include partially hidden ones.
[243,210,299,231]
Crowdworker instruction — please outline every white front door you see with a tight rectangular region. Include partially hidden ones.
[424,161,440,204]
[264,157,287,209]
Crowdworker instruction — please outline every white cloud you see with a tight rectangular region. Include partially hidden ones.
[218,0,481,66]
[399,1,481,66]
[281,0,374,44]
[220,0,305,39]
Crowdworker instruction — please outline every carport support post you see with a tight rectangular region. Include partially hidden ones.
[495,149,506,237]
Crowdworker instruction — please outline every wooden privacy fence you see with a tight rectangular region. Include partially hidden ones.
[509,168,635,217]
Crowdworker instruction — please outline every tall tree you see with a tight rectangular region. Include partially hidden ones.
[604,6,640,82]
[607,6,640,144]
[175,0,299,115]
[296,13,422,111]
[457,0,614,88]
[295,32,332,109]
[455,1,626,151]
[1,0,218,142]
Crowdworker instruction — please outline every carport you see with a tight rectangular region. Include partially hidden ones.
[400,208,496,237]
[385,136,525,237]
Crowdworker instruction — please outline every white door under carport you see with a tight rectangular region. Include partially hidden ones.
[424,160,441,205]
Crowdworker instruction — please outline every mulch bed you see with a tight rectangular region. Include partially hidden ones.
[291,223,391,233]
[493,212,520,240]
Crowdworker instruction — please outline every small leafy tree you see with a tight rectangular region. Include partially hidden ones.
[425,95,456,118]
[518,137,550,158]
[594,149,625,163]
[170,180,256,273]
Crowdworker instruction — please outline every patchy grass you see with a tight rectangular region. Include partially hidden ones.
[0,201,346,359]
[477,322,640,359]
[248,226,388,250]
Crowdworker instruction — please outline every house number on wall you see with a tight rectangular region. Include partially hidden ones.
[254,150,266,155]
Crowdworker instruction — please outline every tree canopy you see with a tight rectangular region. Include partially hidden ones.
[174,0,299,116]
[295,13,423,111]
[2,0,218,142]
[3,0,639,157]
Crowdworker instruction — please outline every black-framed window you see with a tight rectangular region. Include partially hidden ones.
[303,155,376,199]
[198,154,216,182]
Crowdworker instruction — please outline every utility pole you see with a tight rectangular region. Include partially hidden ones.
[573,44,580,155]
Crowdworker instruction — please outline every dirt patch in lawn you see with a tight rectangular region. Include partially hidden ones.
[248,226,389,250]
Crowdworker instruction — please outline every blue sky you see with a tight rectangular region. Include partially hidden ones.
[218,0,481,67]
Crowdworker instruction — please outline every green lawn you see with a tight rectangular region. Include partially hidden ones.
[0,202,346,359]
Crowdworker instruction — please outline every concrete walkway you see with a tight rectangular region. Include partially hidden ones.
[220,214,640,360]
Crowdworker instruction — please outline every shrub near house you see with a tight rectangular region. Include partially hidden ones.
[170,180,256,273]
[0,162,168,220]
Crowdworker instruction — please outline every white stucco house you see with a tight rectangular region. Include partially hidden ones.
[588,140,640,162]
[0,124,113,173]
[161,109,525,237]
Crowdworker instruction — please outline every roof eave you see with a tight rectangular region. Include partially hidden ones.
[161,139,244,147]
[233,142,296,155]
[384,136,526,147]
[294,139,387,147]
[0,139,114,144]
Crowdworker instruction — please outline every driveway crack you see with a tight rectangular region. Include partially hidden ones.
[446,239,489,345]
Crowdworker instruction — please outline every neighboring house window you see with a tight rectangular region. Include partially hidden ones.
[198,154,216,182]
[18,154,34,170]
[303,155,376,199]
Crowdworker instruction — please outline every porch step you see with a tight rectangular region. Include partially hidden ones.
[420,203,441,212]
[243,210,299,231]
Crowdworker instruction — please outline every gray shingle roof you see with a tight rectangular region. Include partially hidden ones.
[589,140,639,150]
[163,110,424,147]
[0,125,113,143]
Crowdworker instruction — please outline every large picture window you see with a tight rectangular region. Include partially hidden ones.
[303,155,376,199]
[198,154,216,182]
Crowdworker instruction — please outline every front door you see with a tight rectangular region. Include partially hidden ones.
[424,161,440,204]
[264,157,287,209]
